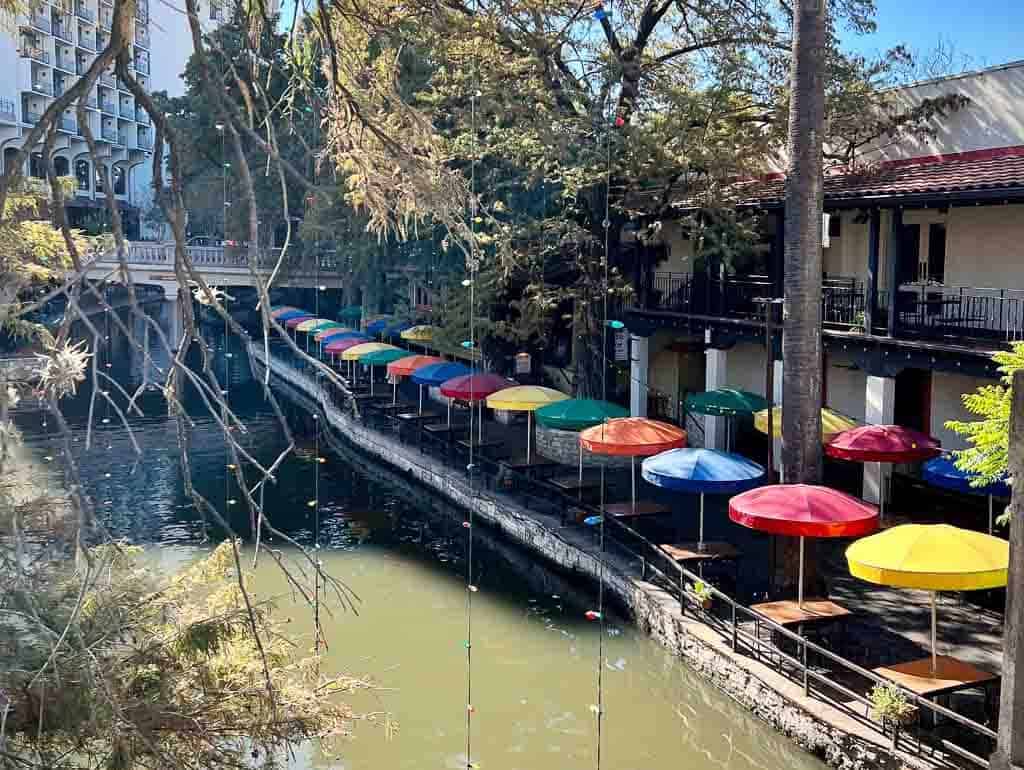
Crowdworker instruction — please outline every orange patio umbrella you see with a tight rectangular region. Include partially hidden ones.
[385,355,444,407]
[579,417,687,510]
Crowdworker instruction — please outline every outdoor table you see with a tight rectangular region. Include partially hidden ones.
[500,456,560,476]
[751,598,852,653]
[661,541,739,564]
[873,655,1000,724]
[422,423,468,452]
[548,474,602,495]
[604,501,671,519]
[456,438,506,456]
[351,392,387,402]
[369,401,416,414]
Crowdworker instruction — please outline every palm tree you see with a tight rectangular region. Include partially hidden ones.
[778,0,826,593]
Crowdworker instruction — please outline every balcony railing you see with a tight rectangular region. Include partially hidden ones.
[84,95,98,109]
[116,133,128,146]
[76,58,91,75]
[134,4,147,22]
[635,271,1024,344]
[53,22,74,43]
[75,4,95,22]
[55,53,75,72]
[99,11,112,28]
[23,110,43,125]
[137,134,153,150]
[135,107,149,124]
[99,99,115,115]
[21,46,50,64]
[77,32,95,50]
[28,14,51,33]
[31,80,54,96]
[99,70,115,86]
[53,80,67,96]
[133,57,149,74]
[119,104,134,118]
[58,115,77,133]
[0,99,16,122]
[100,125,117,141]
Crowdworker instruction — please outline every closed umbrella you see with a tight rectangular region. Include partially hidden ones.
[730,484,878,607]
[412,362,473,425]
[387,355,444,408]
[754,407,857,440]
[642,448,765,548]
[579,418,687,510]
[923,454,1010,534]
[847,524,1008,673]
[826,424,942,523]
[486,386,569,462]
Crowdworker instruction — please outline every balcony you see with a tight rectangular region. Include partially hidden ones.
[75,4,95,22]
[23,110,43,125]
[99,11,111,29]
[119,103,134,119]
[133,57,149,75]
[99,99,115,115]
[21,46,51,65]
[116,132,128,146]
[134,27,149,48]
[135,107,149,124]
[53,21,74,43]
[99,70,115,86]
[55,53,75,72]
[134,4,147,23]
[76,58,91,75]
[58,115,77,134]
[84,95,98,110]
[100,124,117,142]
[27,14,51,33]
[77,32,95,50]
[632,271,1024,347]
[137,134,153,150]
[53,79,67,96]
[30,79,54,96]
[0,99,16,123]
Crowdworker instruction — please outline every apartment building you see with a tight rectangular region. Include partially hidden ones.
[0,0,227,237]
[624,59,1024,502]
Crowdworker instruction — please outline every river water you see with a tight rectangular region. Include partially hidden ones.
[11,317,824,770]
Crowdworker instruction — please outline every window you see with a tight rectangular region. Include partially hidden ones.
[112,165,125,195]
[54,156,69,177]
[75,159,90,191]
[3,148,20,176]
[94,165,104,193]
[927,223,946,285]
[29,153,45,179]
[828,214,841,238]
[897,223,920,285]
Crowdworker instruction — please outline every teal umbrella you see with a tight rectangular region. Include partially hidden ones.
[535,398,628,431]
[685,388,769,416]
[357,347,413,396]
[339,305,363,321]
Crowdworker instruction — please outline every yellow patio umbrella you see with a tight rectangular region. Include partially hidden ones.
[846,524,1008,674]
[400,324,435,353]
[754,407,857,440]
[339,342,398,384]
[295,317,332,332]
[486,385,569,462]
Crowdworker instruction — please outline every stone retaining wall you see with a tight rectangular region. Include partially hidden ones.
[535,425,633,469]
[253,344,942,770]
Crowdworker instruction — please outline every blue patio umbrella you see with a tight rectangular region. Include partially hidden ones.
[923,454,1011,533]
[365,318,391,336]
[411,362,473,425]
[384,321,413,339]
[642,448,766,547]
[319,330,368,344]
[275,309,310,322]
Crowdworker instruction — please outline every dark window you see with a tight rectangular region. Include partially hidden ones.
[95,165,104,192]
[927,223,946,284]
[112,166,125,195]
[29,153,45,179]
[3,148,21,176]
[54,156,69,176]
[828,214,841,238]
[897,223,920,285]
[75,159,90,191]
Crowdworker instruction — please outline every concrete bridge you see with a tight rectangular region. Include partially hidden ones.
[84,242,345,299]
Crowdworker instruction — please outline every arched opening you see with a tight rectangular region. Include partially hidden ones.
[112,165,125,196]
[75,159,90,192]
[2,148,20,177]
[54,156,70,177]
[29,153,45,179]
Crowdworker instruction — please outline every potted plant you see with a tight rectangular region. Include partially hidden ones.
[869,683,916,729]
[688,579,714,611]
[852,310,867,334]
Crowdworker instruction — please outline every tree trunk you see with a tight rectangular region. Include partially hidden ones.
[777,0,826,595]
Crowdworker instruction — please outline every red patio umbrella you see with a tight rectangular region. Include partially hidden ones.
[825,424,941,522]
[729,484,878,606]
[440,372,517,441]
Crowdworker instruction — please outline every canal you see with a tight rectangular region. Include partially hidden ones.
[11,316,825,770]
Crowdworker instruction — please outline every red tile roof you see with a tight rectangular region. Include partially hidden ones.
[724,145,1024,206]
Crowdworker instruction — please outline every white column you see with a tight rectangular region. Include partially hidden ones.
[863,374,896,503]
[629,334,649,418]
[705,347,728,449]
[773,358,784,475]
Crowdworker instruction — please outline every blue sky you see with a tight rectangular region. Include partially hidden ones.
[839,0,1023,74]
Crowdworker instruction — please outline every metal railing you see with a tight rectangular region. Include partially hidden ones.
[0,98,16,122]
[28,13,51,32]
[22,46,50,64]
[77,31,95,50]
[53,22,74,43]
[23,110,42,125]
[135,107,150,124]
[134,27,148,47]
[55,52,75,71]
[119,103,133,119]
[137,134,153,150]
[99,11,112,28]
[133,57,149,75]
[134,3,147,22]
[31,79,54,96]
[99,70,115,86]
[99,99,115,115]
[100,124,117,142]
[75,4,95,22]
[84,95,98,109]
[260,345,1000,768]
[58,115,77,133]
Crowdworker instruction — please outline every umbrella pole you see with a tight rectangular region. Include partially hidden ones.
[479,401,483,443]
[578,442,584,503]
[447,398,451,428]
[527,412,532,463]
[798,536,805,608]
[419,385,423,416]
[631,456,637,511]
[699,493,705,550]
[370,365,374,396]
[931,591,938,675]
[989,494,994,535]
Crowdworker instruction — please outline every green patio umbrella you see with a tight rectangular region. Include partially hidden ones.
[339,305,363,321]
[358,348,414,395]
[685,388,769,451]
[535,398,628,431]
[535,398,629,498]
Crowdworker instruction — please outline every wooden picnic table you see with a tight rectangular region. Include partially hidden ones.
[394,410,443,424]
[873,655,999,699]
[500,456,560,474]
[751,598,851,630]
[604,501,671,519]
[660,541,740,564]
[369,401,416,414]
[548,475,602,494]
[351,392,388,402]
[422,423,468,442]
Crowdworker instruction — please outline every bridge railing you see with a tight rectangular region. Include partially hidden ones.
[87,243,335,276]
